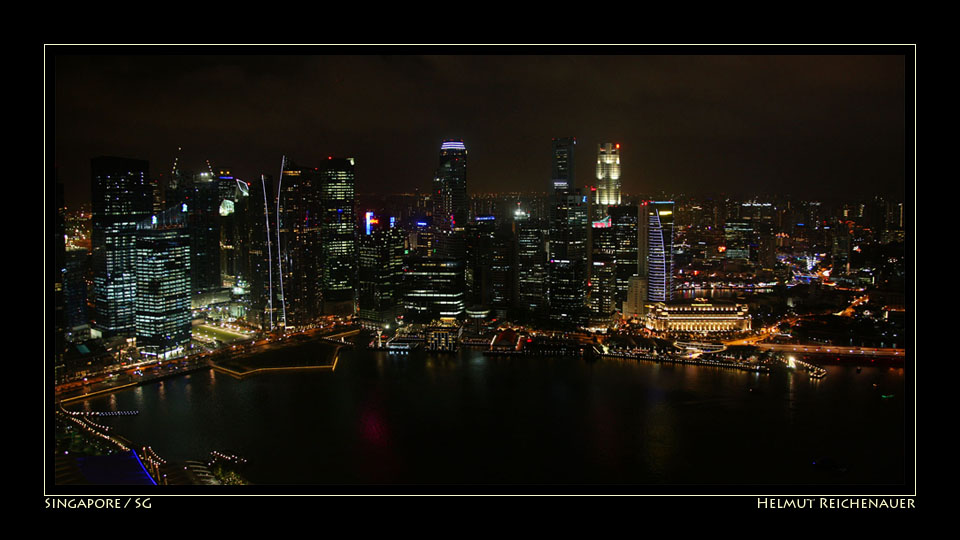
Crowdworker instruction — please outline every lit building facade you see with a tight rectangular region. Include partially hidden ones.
[91,156,153,338]
[646,201,675,303]
[595,143,621,207]
[622,275,648,318]
[434,139,468,231]
[724,220,753,261]
[551,137,576,192]
[588,216,617,325]
[609,204,641,306]
[276,159,324,329]
[135,206,192,359]
[401,257,466,322]
[547,189,589,327]
[319,158,357,316]
[358,212,405,326]
[187,172,222,295]
[514,212,547,316]
[647,300,751,333]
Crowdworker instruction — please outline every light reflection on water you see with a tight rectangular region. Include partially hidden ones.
[70,345,906,486]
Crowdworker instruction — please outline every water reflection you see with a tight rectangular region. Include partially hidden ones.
[63,345,906,486]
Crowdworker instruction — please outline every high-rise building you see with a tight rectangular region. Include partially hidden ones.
[724,220,753,261]
[622,275,648,318]
[547,189,589,327]
[595,143,622,207]
[246,174,279,330]
[135,205,191,359]
[276,159,324,329]
[609,204,641,306]
[90,157,153,338]
[465,215,513,314]
[186,172,222,295]
[513,210,547,317]
[319,158,357,316]
[401,257,466,322]
[63,247,89,338]
[216,169,248,285]
[551,137,576,192]
[646,201,675,303]
[547,137,588,328]
[588,215,617,325]
[434,139,468,231]
[358,212,405,326]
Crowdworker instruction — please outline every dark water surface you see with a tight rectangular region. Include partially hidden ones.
[69,345,908,487]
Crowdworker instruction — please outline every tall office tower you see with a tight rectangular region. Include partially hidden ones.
[622,275,648,318]
[595,143,622,208]
[63,247,90,339]
[187,172,222,295]
[434,139,468,231]
[135,205,191,359]
[217,170,246,284]
[646,201,675,303]
[358,212,405,326]
[276,159,323,329]
[465,215,513,313]
[758,233,779,271]
[588,215,617,325]
[608,204,641,305]
[320,158,358,316]
[401,257,466,322]
[465,216,495,307]
[551,137,576,192]
[246,174,279,330]
[724,220,753,262]
[547,189,589,327]
[91,156,153,338]
[514,210,547,317]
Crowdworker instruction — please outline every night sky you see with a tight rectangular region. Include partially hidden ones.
[51,49,909,209]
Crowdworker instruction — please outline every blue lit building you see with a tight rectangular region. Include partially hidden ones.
[646,201,675,303]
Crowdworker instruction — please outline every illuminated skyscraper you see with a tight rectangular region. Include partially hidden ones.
[595,143,621,207]
[547,190,589,327]
[276,158,323,329]
[358,212,404,326]
[434,139,468,231]
[547,138,588,327]
[91,156,153,338]
[551,137,576,192]
[646,201,674,303]
[185,172,221,294]
[514,211,547,317]
[319,158,357,316]
[402,257,466,322]
[135,205,191,359]
[588,215,617,325]
[609,204,641,305]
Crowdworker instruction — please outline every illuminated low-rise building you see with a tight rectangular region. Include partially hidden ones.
[647,299,751,333]
[425,319,463,352]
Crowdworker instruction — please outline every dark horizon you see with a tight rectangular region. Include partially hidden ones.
[51,48,910,209]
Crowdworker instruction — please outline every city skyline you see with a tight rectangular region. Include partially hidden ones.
[51,47,908,209]
[47,45,913,499]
